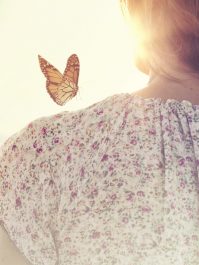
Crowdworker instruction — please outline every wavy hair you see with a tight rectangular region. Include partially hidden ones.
[120,0,199,80]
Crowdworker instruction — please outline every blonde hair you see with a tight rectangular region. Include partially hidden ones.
[120,0,199,80]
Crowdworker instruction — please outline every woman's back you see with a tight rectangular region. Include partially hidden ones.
[1,92,199,264]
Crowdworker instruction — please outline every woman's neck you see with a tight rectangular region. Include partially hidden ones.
[147,66,199,94]
[134,68,199,104]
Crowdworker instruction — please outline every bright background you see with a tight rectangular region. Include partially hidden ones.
[0,0,149,145]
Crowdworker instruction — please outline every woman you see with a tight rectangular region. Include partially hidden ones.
[1,0,199,264]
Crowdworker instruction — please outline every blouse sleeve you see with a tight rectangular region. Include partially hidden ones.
[0,116,60,265]
[0,93,126,265]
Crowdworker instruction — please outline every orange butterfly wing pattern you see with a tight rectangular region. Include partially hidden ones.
[63,54,79,84]
[38,54,80,106]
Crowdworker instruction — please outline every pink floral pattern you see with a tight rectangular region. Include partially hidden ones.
[1,93,199,265]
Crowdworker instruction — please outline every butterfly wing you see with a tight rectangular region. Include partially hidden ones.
[63,54,80,85]
[53,79,78,105]
[38,55,65,105]
[56,54,80,105]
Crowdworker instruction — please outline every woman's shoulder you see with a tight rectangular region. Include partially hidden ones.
[0,93,129,159]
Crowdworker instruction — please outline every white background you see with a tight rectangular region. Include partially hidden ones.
[0,0,148,145]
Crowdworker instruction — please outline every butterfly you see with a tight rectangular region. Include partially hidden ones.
[38,54,80,106]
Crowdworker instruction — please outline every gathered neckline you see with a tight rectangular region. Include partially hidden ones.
[126,92,199,111]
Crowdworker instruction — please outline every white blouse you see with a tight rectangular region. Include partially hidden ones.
[0,93,199,265]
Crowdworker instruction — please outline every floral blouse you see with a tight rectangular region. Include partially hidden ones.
[0,93,199,265]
